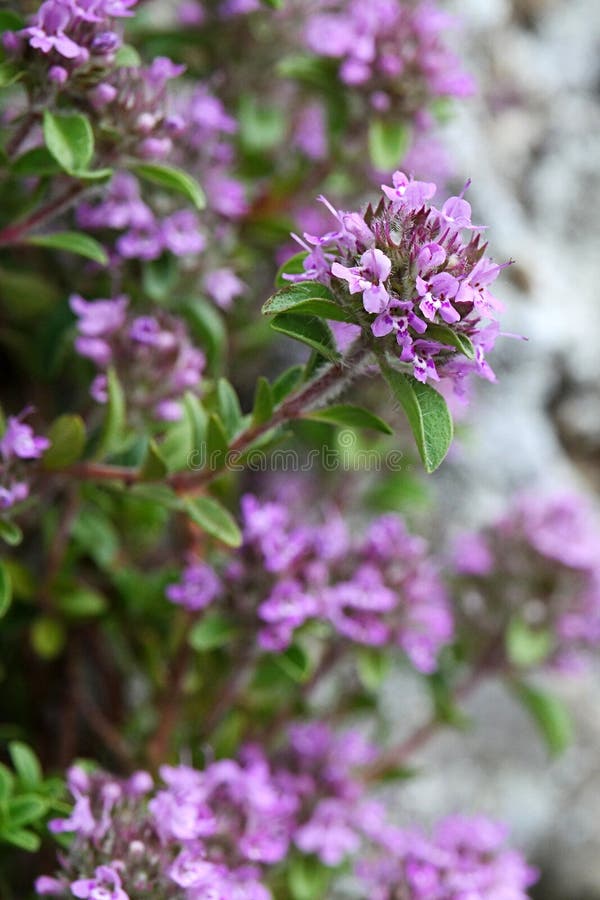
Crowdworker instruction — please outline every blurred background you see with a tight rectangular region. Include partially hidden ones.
[386,1,600,896]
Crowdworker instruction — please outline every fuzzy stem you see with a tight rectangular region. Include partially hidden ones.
[65,340,373,491]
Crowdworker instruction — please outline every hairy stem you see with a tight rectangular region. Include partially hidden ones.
[66,340,373,491]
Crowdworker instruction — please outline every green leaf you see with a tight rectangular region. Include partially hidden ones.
[0,827,40,852]
[0,764,14,802]
[288,855,333,900]
[217,379,243,438]
[42,415,86,469]
[183,392,208,449]
[184,299,226,373]
[30,617,65,660]
[0,561,12,619]
[139,439,168,481]
[0,519,22,547]
[205,414,229,471]
[7,795,48,827]
[8,743,42,789]
[142,254,178,302]
[189,612,237,651]
[238,95,286,153]
[272,365,304,404]
[12,147,61,177]
[306,404,393,435]
[252,377,274,426]
[274,643,312,683]
[276,54,337,91]
[275,252,309,287]
[263,281,356,323]
[127,484,180,509]
[270,313,340,362]
[0,267,60,319]
[95,367,126,459]
[381,365,453,473]
[114,43,141,67]
[70,167,113,182]
[513,681,572,756]
[43,111,94,174]
[72,506,118,568]
[133,162,205,210]
[368,119,410,172]
[426,324,475,360]
[57,587,107,619]
[0,11,24,31]
[506,618,554,669]
[357,647,391,691]
[160,418,193,473]
[0,61,23,88]
[427,670,469,728]
[183,496,242,548]
[27,232,108,265]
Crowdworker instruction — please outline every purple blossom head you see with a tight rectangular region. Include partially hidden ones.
[287,171,508,393]
[171,494,451,672]
[203,268,246,309]
[303,0,474,136]
[0,413,50,462]
[358,814,537,899]
[452,492,600,672]
[166,563,221,612]
[72,296,206,425]
[19,0,139,75]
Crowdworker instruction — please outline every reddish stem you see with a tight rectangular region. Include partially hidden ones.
[63,342,372,492]
[363,653,503,783]
[0,182,86,246]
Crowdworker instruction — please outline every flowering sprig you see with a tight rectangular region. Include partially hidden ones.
[303,0,474,115]
[70,294,206,423]
[453,492,600,673]
[260,171,512,470]
[167,494,453,674]
[357,814,538,899]
[279,172,507,393]
[36,737,538,899]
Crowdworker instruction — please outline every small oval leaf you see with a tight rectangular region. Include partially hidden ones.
[27,232,108,266]
[42,415,86,469]
[43,111,94,174]
[306,404,393,435]
[133,162,205,210]
[270,313,340,362]
[183,496,242,548]
[381,365,453,473]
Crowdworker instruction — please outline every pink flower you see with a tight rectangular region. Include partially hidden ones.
[332,248,392,313]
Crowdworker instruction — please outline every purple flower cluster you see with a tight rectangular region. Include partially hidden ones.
[0,409,50,509]
[175,86,248,221]
[37,740,537,899]
[34,727,374,898]
[453,493,600,672]
[167,494,452,674]
[8,0,137,84]
[85,55,187,161]
[71,294,205,422]
[77,173,205,261]
[357,814,538,899]
[76,84,248,307]
[304,0,474,119]
[288,172,509,393]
